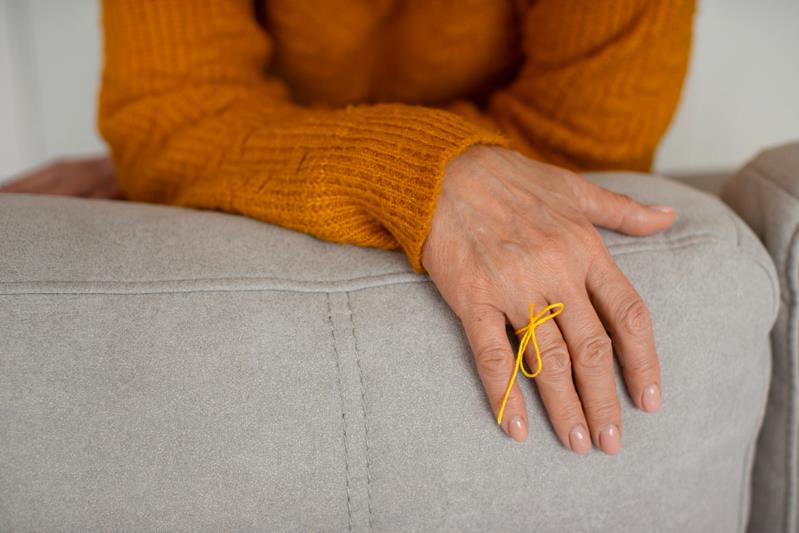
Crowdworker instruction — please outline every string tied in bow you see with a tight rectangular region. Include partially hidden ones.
[497,302,565,426]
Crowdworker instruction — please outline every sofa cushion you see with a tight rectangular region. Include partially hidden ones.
[0,172,779,532]
[722,142,799,533]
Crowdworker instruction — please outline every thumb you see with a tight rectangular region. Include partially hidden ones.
[576,179,676,236]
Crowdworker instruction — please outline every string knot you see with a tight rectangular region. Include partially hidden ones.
[497,302,565,426]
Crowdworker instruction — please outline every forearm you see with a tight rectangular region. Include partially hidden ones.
[99,0,507,272]
[100,91,506,269]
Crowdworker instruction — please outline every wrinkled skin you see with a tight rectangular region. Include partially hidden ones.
[422,145,674,455]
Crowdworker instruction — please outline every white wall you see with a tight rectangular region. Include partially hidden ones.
[655,0,799,176]
[0,0,797,182]
[0,1,30,176]
[0,0,103,181]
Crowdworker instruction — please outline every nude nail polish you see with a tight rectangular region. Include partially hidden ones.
[569,424,591,456]
[649,204,674,213]
[642,383,661,412]
[598,424,621,455]
[508,415,527,442]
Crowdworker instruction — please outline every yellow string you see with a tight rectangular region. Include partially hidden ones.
[496,302,565,426]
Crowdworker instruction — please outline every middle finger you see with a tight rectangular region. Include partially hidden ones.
[507,299,592,456]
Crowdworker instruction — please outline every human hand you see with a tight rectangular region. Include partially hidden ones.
[0,155,121,199]
[421,145,675,455]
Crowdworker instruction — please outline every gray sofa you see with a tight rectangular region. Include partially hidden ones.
[722,142,799,533]
[0,143,796,532]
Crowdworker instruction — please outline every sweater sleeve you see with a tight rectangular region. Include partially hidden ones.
[97,0,507,273]
[446,0,696,172]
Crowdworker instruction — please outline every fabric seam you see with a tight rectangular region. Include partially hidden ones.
[327,293,355,532]
[346,292,374,531]
[0,237,733,297]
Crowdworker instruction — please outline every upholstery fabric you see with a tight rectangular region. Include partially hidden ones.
[722,142,799,533]
[0,172,778,532]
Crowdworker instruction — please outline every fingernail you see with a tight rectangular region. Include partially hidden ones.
[649,204,674,213]
[642,383,661,412]
[508,415,527,442]
[598,424,621,455]
[569,423,592,456]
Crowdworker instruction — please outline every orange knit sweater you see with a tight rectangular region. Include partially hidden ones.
[98,0,695,272]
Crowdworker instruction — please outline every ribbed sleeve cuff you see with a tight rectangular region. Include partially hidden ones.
[329,104,509,273]
[111,95,509,275]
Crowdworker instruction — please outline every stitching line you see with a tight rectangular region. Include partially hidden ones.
[0,237,729,297]
[0,272,414,287]
[0,273,426,296]
[721,207,780,319]
[327,293,354,532]
[346,291,374,531]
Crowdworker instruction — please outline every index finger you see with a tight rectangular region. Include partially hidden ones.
[587,252,662,413]
[461,304,530,442]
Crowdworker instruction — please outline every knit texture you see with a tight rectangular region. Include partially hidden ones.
[98,0,695,273]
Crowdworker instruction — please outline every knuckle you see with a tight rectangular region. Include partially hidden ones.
[578,224,605,253]
[616,192,635,207]
[625,354,660,375]
[498,239,527,263]
[574,335,613,369]
[474,345,511,380]
[584,398,620,421]
[541,345,571,376]
[496,389,524,417]
[618,298,652,335]
[556,400,585,423]
[567,175,594,206]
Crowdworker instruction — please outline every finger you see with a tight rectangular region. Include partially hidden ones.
[53,159,117,197]
[43,164,103,196]
[461,304,529,442]
[587,252,661,413]
[0,165,62,193]
[85,176,123,199]
[574,178,675,236]
[0,158,115,196]
[83,156,114,176]
[556,286,622,455]
[507,301,592,455]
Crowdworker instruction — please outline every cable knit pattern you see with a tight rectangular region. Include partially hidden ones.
[98,0,695,273]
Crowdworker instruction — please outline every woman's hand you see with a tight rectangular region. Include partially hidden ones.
[422,145,674,455]
[0,156,121,199]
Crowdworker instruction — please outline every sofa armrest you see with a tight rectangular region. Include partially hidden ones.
[0,172,779,532]
[722,142,799,533]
